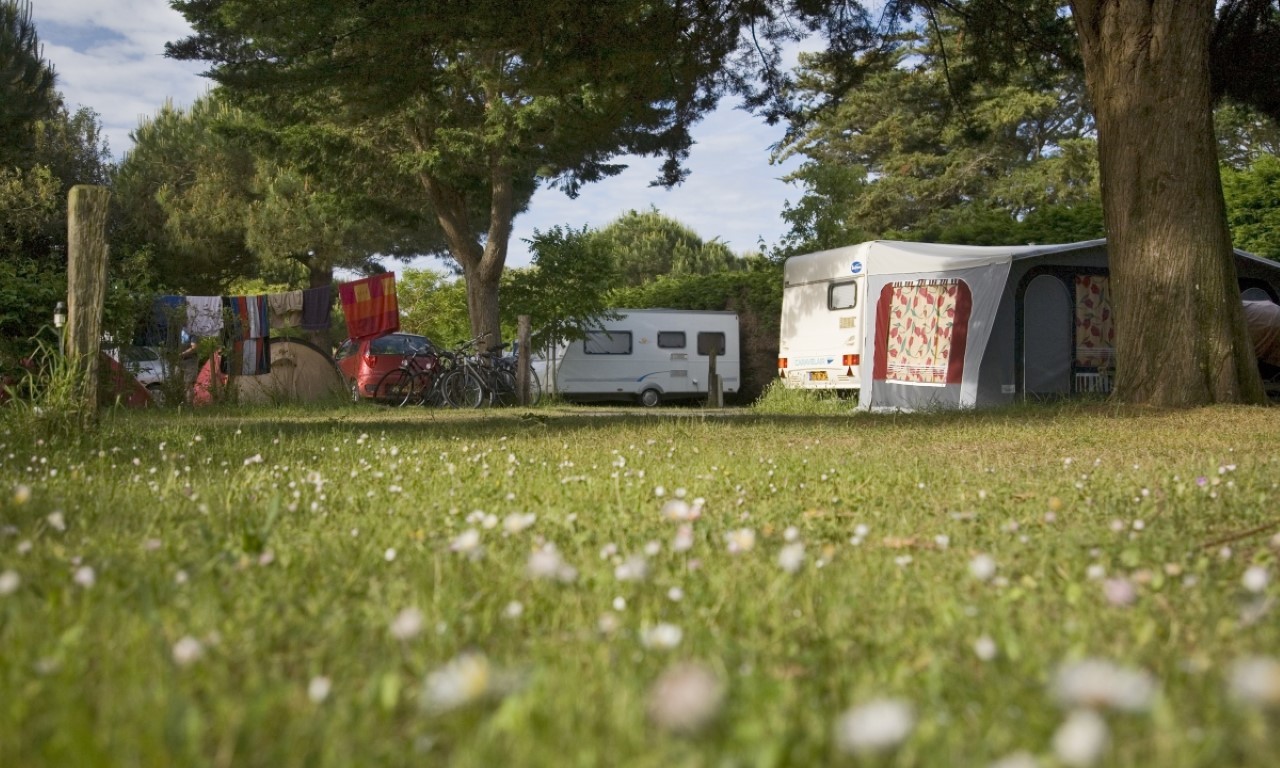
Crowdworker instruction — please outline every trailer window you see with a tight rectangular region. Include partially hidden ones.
[584,330,632,355]
[696,332,726,356]
[829,280,858,310]
[657,332,685,349]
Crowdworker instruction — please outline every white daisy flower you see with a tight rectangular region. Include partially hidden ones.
[172,635,204,667]
[390,607,426,641]
[308,676,332,703]
[640,623,683,650]
[1052,658,1157,712]
[421,652,493,713]
[725,528,756,554]
[832,697,915,755]
[1052,709,1108,767]
[646,662,725,734]
[778,542,805,574]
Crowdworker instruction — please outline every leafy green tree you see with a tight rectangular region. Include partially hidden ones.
[395,269,472,347]
[503,226,620,354]
[1223,154,1280,260]
[1215,103,1280,171]
[588,209,744,287]
[0,0,57,168]
[112,97,258,294]
[167,0,762,346]
[0,2,115,350]
[774,10,1099,255]
[114,92,447,303]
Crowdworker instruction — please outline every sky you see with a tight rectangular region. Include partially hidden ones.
[30,0,807,271]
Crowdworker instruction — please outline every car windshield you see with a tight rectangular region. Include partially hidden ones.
[369,334,434,355]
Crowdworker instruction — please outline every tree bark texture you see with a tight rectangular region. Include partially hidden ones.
[1071,0,1264,405]
[418,163,512,351]
[66,184,112,421]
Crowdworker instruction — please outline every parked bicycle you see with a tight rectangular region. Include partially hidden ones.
[372,342,483,408]
[451,336,542,407]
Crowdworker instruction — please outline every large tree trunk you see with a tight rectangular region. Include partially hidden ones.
[1071,0,1264,406]
[418,157,514,351]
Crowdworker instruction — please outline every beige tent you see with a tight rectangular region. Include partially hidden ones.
[193,337,345,405]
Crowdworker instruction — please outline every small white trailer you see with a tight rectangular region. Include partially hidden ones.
[554,309,740,406]
[777,244,870,394]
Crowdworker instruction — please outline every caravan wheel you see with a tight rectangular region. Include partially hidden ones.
[639,388,661,408]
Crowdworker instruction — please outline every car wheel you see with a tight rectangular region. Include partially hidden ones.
[147,384,166,406]
[639,388,661,408]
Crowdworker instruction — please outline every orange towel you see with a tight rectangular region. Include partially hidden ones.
[339,273,400,340]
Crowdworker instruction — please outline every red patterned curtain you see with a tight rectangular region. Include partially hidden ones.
[1074,275,1114,368]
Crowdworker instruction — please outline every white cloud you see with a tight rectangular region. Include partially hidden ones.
[32,2,805,265]
[32,1,209,159]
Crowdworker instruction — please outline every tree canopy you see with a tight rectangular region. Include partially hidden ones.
[589,208,745,287]
[773,8,1101,255]
[0,0,57,168]
[165,0,817,345]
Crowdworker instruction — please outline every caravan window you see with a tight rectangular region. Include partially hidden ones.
[657,332,686,349]
[829,280,858,310]
[696,332,726,356]
[584,330,632,355]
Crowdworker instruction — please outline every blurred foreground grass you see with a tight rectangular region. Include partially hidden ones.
[0,401,1278,767]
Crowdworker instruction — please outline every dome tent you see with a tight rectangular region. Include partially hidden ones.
[192,337,345,406]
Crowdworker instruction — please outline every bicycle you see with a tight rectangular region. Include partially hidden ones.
[372,348,444,406]
[452,340,543,407]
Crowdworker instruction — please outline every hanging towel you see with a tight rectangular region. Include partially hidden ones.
[301,285,333,331]
[186,296,224,338]
[338,273,399,340]
[220,337,272,376]
[141,296,186,346]
[223,295,269,340]
[268,290,304,329]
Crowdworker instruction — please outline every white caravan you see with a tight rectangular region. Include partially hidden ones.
[777,244,870,393]
[555,309,740,406]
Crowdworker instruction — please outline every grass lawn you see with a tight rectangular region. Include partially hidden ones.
[1,400,1278,767]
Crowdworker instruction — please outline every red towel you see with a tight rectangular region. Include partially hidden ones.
[339,273,400,340]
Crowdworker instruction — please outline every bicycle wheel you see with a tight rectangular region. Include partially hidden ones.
[444,369,484,409]
[374,368,415,406]
[491,369,518,406]
[525,367,542,406]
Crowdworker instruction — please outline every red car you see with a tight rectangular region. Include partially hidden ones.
[335,333,439,401]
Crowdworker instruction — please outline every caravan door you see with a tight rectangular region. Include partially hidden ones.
[1022,275,1072,397]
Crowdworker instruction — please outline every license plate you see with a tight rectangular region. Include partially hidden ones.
[809,371,828,382]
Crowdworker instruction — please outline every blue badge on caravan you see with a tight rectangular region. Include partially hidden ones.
[850,261,863,274]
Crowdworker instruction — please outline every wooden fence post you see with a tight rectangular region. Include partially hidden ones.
[66,185,111,423]
[707,349,722,408]
[516,315,532,406]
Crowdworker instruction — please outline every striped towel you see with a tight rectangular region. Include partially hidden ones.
[338,273,399,340]
[220,338,272,376]
[223,295,270,340]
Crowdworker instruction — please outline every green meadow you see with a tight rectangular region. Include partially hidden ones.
[1,398,1278,767]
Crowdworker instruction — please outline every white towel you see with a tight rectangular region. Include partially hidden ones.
[186,296,223,337]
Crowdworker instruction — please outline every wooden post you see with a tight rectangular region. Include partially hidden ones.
[516,315,532,406]
[706,349,721,408]
[66,185,111,422]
